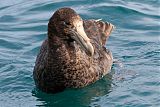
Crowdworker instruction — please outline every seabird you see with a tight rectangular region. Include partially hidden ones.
[33,7,115,93]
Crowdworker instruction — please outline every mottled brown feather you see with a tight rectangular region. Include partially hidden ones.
[33,8,114,93]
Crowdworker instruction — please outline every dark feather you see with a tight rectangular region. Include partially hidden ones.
[33,8,114,93]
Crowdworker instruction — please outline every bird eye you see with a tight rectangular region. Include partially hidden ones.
[63,21,71,26]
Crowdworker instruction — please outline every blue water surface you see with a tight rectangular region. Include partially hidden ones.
[0,0,160,107]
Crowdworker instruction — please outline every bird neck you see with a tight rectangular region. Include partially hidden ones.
[47,33,78,65]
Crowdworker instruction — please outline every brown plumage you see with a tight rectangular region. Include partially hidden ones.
[33,7,114,93]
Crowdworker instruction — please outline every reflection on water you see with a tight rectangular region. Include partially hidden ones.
[32,73,113,107]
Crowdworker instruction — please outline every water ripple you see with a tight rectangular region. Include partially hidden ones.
[0,0,160,107]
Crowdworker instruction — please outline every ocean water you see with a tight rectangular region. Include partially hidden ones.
[0,0,160,107]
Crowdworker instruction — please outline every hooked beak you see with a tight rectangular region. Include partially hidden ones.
[69,23,94,56]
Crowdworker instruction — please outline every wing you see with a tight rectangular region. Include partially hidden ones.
[33,39,48,86]
[83,20,114,76]
[83,19,114,47]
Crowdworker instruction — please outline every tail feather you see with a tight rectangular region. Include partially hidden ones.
[96,21,115,36]
[94,20,115,45]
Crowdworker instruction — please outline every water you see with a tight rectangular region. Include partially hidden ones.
[0,0,160,107]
